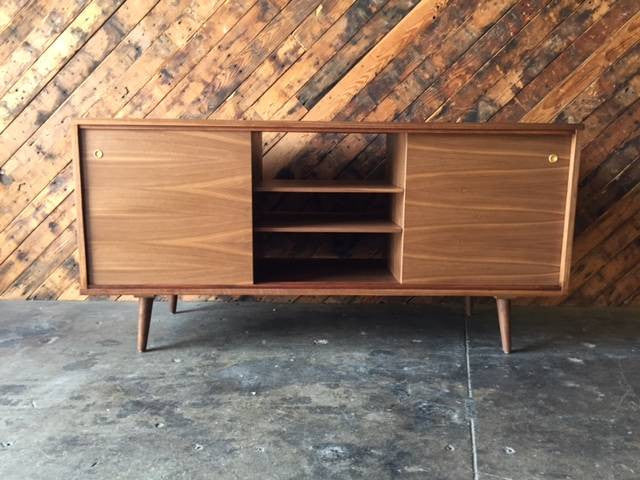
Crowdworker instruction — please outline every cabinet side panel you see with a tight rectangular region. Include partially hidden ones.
[559,131,581,292]
[403,133,573,288]
[80,128,253,286]
[72,122,89,290]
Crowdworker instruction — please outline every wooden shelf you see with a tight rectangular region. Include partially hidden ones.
[255,180,403,193]
[254,215,402,233]
[254,258,396,284]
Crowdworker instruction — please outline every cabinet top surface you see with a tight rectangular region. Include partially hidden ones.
[75,119,582,134]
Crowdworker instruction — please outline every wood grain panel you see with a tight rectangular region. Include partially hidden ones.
[403,133,574,287]
[1,0,639,304]
[78,127,253,286]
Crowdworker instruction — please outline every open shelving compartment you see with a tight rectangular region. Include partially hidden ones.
[251,130,407,286]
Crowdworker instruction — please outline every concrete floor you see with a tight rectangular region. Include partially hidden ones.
[0,301,638,480]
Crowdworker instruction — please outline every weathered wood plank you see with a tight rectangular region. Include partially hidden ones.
[494,0,636,122]
[296,0,419,111]
[553,43,640,126]
[561,210,640,303]
[577,138,640,231]
[251,0,388,121]
[0,194,75,294]
[0,164,74,264]
[0,0,46,59]
[152,0,318,119]
[522,12,640,122]
[57,269,88,300]
[212,0,358,120]
[571,234,640,303]
[87,0,223,117]
[572,185,640,261]
[594,261,640,306]
[30,251,80,300]
[0,0,159,162]
[336,0,484,122]
[0,0,36,39]
[0,0,199,230]
[0,0,126,131]
[579,98,640,181]
[306,0,451,121]
[0,1,87,93]
[426,0,595,123]
[579,72,640,147]
[252,0,394,150]
[118,0,256,118]
[2,222,76,299]
[1,1,640,305]
[391,0,549,124]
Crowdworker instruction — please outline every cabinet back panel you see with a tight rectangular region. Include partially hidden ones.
[403,133,573,287]
[78,128,253,286]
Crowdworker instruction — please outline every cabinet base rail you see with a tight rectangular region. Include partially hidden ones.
[135,296,512,354]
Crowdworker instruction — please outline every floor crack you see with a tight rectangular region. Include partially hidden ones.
[464,314,479,480]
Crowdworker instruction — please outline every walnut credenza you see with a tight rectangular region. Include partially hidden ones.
[72,120,581,353]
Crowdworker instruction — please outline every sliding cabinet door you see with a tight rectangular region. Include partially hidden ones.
[403,132,577,290]
[77,127,253,287]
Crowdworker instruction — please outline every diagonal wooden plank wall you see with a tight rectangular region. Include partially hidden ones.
[0,0,638,306]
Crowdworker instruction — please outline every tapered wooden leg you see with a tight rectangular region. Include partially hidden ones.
[169,295,177,314]
[496,298,511,354]
[464,296,472,317]
[137,297,154,353]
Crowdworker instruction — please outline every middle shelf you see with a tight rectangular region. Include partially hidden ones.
[254,180,403,193]
[254,214,402,233]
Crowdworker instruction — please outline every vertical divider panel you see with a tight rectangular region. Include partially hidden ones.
[251,131,263,283]
[251,131,263,189]
[388,132,408,283]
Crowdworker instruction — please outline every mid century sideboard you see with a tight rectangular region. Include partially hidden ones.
[72,120,581,353]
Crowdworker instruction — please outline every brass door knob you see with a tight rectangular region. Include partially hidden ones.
[548,153,558,163]
[94,149,103,158]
